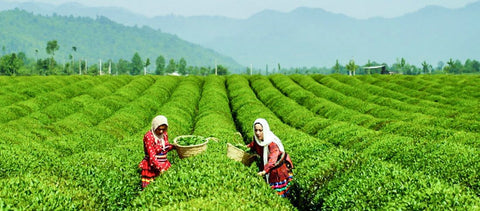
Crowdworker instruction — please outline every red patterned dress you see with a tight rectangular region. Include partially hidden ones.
[138,130,174,189]
[248,140,294,197]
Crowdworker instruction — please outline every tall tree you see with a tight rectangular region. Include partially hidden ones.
[178,57,187,75]
[46,40,59,57]
[46,40,59,69]
[165,59,176,74]
[216,64,229,75]
[333,59,341,74]
[34,49,38,63]
[345,59,358,76]
[130,52,143,75]
[444,58,455,74]
[36,58,54,75]
[117,59,130,75]
[466,59,480,73]
[399,58,406,73]
[71,46,77,74]
[200,67,209,76]
[144,58,151,75]
[68,54,73,74]
[155,55,166,75]
[421,61,431,74]
[0,53,22,75]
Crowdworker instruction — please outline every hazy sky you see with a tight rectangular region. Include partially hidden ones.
[5,0,479,19]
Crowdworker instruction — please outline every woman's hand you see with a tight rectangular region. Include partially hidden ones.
[257,170,266,176]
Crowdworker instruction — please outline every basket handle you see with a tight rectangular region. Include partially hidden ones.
[206,137,219,142]
[233,132,245,143]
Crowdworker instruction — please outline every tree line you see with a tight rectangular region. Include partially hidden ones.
[247,58,480,75]
[1,40,479,76]
[0,40,229,76]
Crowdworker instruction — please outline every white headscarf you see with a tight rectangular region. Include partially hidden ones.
[253,118,285,167]
[151,115,168,149]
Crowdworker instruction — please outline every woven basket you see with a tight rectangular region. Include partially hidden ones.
[174,135,208,159]
[227,143,258,166]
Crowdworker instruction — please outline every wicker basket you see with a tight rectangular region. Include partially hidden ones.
[227,143,258,166]
[173,135,208,159]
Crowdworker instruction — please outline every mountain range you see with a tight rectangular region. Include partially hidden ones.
[1,1,479,69]
[0,3,243,72]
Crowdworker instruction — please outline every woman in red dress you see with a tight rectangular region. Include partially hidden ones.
[247,118,294,197]
[138,115,175,190]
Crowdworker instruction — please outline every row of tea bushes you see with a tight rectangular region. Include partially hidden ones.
[247,75,480,209]
[51,76,158,137]
[290,74,480,141]
[309,74,453,128]
[51,76,182,209]
[256,75,480,193]
[317,74,480,133]
[358,75,447,104]
[131,75,205,208]
[153,76,204,138]
[226,75,358,210]
[325,74,453,116]
[393,74,479,100]
[0,76,84,106]
[364,74,480,119]
[269,74,384,130]
[1,74,479,209]
[0,76,138,145]
[0,76,178,209]
[132,75,294,210]
[0,76,103,123]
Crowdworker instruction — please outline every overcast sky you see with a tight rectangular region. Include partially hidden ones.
[5,0,479,19]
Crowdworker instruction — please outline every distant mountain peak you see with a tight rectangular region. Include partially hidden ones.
[291,7,330,15]
[248,9,284,19]
[58,2,85,8]
[1,0,479,68]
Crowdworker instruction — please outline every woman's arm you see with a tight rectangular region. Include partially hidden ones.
[263,143,280,173]
[162,133,175,153]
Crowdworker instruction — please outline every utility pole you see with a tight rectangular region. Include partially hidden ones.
[79,58,82,75]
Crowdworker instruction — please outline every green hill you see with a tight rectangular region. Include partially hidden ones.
[0,9,244,72]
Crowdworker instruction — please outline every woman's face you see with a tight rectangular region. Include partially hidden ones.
[254,123,264,141]
[154,124,167,138]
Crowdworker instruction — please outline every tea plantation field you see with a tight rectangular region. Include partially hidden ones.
[1,74,479,210]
